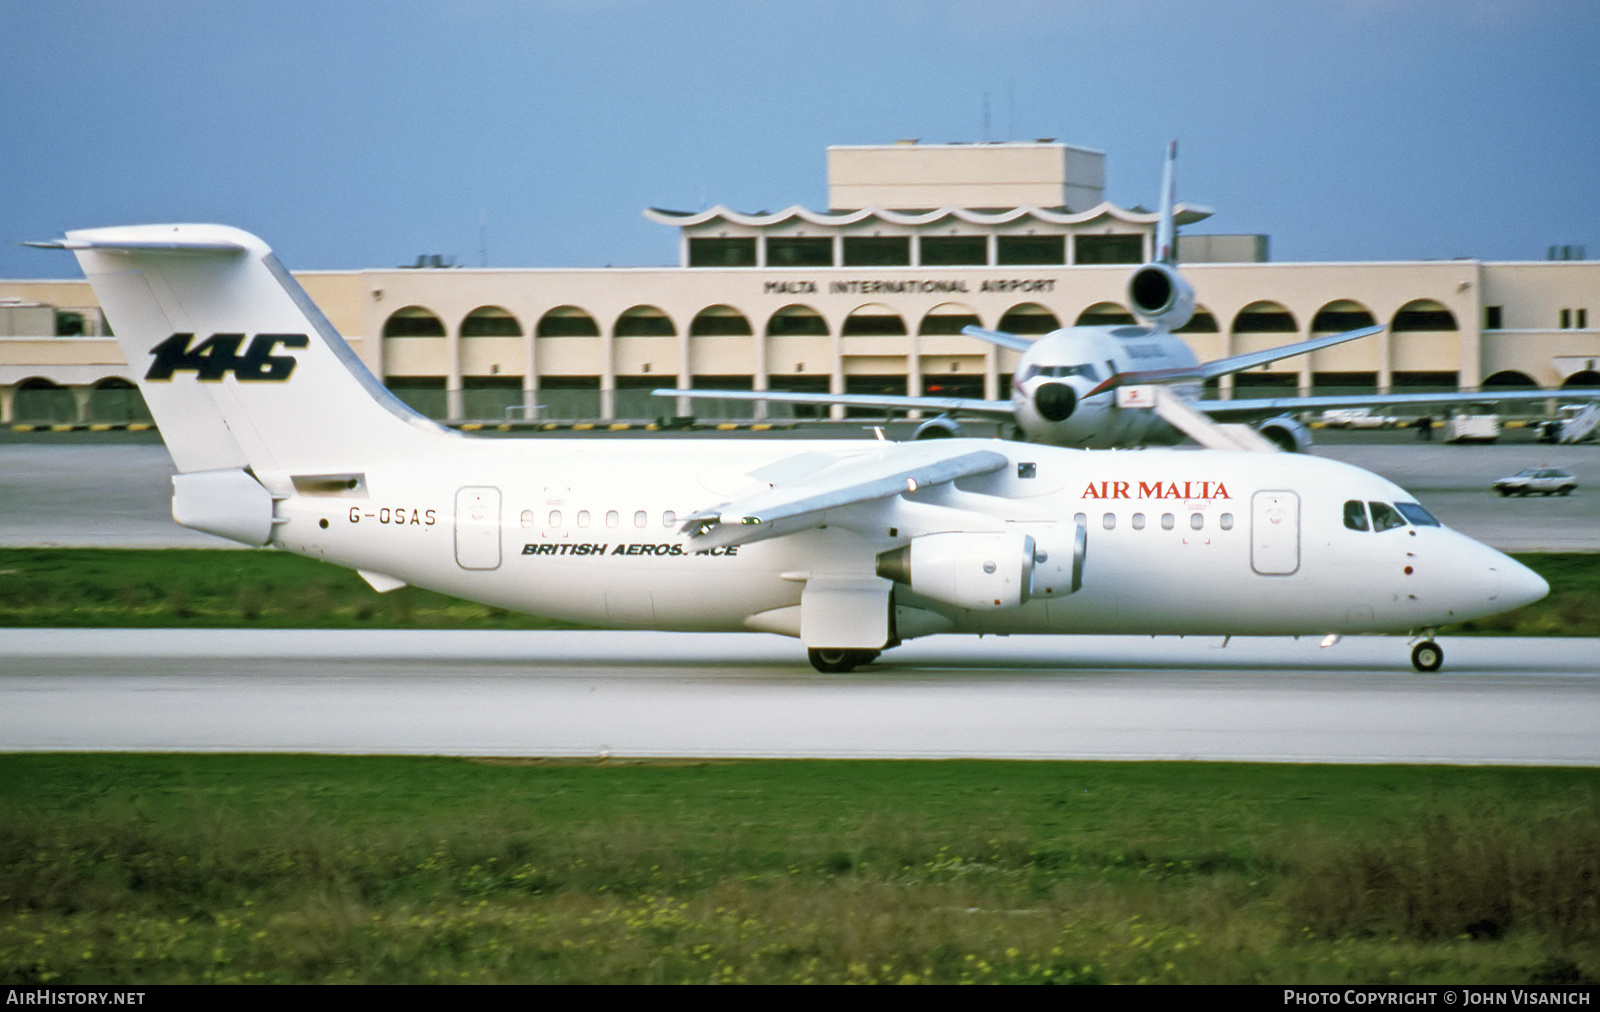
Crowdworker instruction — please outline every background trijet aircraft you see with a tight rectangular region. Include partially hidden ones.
[32,224,1546,673]
[658,143,1596,451]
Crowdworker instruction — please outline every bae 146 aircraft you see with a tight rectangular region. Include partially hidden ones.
[30,224,1547,672]
[658,143,1595,452]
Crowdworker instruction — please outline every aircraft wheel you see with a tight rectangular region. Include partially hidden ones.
[809,648,870,673]
[1411,640,1444,673]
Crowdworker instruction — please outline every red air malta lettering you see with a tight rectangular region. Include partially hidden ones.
[1082,480,1231,500]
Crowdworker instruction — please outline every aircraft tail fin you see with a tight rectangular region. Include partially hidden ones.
[1155,139,1178,265]
[42,224,451,476]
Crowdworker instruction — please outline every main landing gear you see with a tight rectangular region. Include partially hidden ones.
[807,648,881,673]
[1410,639,1444,673]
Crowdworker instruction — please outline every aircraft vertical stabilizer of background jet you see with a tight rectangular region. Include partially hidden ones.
[657,142,1596,452]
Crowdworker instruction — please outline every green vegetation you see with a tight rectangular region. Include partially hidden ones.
[1,757,1596,984]
[0,549,582,629]
[1,549,1596,634]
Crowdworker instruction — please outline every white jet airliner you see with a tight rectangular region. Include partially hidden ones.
[658,143,1595,452]
[31,223,1547,673]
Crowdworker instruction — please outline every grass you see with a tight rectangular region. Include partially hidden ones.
[0,548,1596,634]
[0,549,582,630]
[0,756,1596,984]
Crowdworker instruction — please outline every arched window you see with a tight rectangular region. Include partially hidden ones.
[87,377,151,423]
[841,304,906,337]
[1392,300,1458,332]
[461,306,522,337]
[1075,302,1136,327]
[1481,370,1539,389]
[615,306,676,337]
[997,303,1060,335]
[1311,300,1377,333]
[1562,370,1600,389]
[1232,301,1297,333]
[13,378,77,424]
[766,304,828,337]
[536,306,600,337]
[382,306,446,338]
[689,305,753,336]
[918,303,980,335]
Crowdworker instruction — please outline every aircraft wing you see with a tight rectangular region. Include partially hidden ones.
[682,441,1009,549]
[958,325,1035,353]
[1085,325,1386,395]
[653,387,1016,419]
[1198,387,1600,420]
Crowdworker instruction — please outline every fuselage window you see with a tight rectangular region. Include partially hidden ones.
[1102,513,1116,530]
[1161,513,1175,530]
[577,510,591,528]
[1131,512,1146,530]
[634,510,648,528]
[1190,513,1204,530]
[1369,502,1407,532]
[1394,502,1441,527]
[1073,512,1087,527]
[605,510,619,528]
[662,510,677,528]
[1343,500,1370,531]
[520,510,535,528]
[1219,513,1234,531]
[548,510,562,528]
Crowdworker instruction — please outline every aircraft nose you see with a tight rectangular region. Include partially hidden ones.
[1496,557,1549,610]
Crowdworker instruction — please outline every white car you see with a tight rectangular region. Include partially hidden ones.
[1492,467,1577,496]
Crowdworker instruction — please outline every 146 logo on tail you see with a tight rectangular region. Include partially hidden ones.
[146,333,308,381]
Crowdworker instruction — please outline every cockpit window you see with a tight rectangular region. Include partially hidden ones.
[1019,363,1101,382]
[1368,502,1407,532]
[1394,502,1441,527]
[1343,500,1370,532]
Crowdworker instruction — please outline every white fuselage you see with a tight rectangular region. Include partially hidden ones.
[265,436,1541,640]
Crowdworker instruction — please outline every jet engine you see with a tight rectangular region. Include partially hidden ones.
[1032,381,1078,422]
[876,531,1036,610]
[1126,261,1196,331]
[912,416,963,440]
[1255,414,1313,453]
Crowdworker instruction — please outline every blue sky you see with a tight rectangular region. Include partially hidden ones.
[3,0,1596,276]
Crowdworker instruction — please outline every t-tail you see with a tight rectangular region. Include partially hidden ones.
[28,224,455,546]
[1125,140,1195,330]
[31,224,451,477]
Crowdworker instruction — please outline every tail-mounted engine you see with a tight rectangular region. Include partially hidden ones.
[1126,261,1196,331]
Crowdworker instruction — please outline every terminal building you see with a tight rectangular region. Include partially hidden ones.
[2,139,1596,426]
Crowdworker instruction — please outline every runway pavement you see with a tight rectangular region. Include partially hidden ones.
[2,629,1595,764]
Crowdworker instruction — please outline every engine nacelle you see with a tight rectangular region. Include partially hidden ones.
[1255,414,1313,453]
[912,416,963,440]
[876,531,1036,610]
[1126,262,1196,331]
[1027,520,1087,598]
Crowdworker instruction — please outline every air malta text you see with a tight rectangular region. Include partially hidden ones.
[522,543,739,557]
[1083,480,1231,500]
[146,333,308,382]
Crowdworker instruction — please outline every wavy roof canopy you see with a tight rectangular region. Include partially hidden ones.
[644,202,1212,229]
